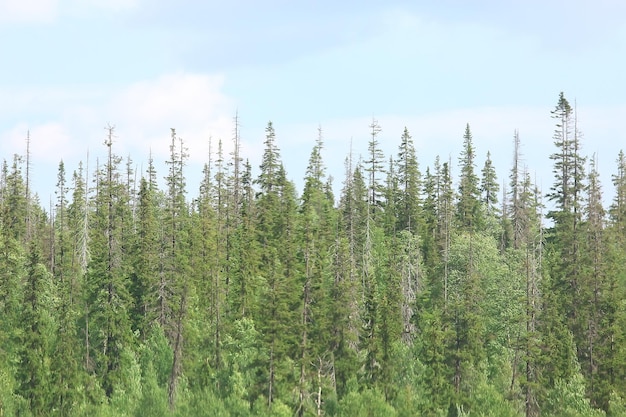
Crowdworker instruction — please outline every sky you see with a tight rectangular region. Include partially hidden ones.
[1,0,626,209]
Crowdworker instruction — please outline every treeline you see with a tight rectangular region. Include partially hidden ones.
[1,93,626,416]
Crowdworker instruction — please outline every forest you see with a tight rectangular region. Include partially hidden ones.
[1,92,625,417]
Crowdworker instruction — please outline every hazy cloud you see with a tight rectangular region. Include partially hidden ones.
[0,122,73,163]
[0,0,58,23]
[0,71,236,197]
[109,72,235,162]
[0,0,141,23]
[64,0,141,16]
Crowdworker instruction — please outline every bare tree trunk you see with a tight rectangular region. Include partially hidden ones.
[317,357,323,417]
[268,344,275,408]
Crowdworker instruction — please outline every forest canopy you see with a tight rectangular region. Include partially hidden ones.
[1,93,625,416]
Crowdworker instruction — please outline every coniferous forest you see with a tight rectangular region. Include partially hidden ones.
[2,93,626,417]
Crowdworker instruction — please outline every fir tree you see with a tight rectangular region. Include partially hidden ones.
[396,127,422,234]
[255,122,301,408]
[131,160,162,335]
[480,151,499,216]
[297,127,336,415]
[456,124,481,232]
[86,126,135,396]
[364,118,385,213]
[544,93,588,394]
[163,128,191,409]
[19,241,55,416]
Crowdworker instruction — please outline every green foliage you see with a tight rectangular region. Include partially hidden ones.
[480,151,499,216]
[0,364,20,417]
[338,387,397,417]
[456,124,482,232]
[543,373,605,417]
[395,127,422,233]
[0,107,625,415]
[608,392,626,417]
[18,242,56,416]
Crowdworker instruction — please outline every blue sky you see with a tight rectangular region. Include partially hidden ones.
[1,0,626,206]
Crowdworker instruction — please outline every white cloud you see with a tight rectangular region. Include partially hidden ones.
[276,103,626,205]
[274,106,570,196]
[81,0,139,12]
[0,0,141,23]
[0,122,73,163]
[0,72,237,197]
[63,0,140,16]
[2,76,622,204]
[0,0,58,23]
[281,106,553,168]
[109,72,235,163]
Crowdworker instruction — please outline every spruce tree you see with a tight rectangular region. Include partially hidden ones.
[364,118,385,214]
[255,122,301,407]
[230,158,259,319]
[51,163,91,414]
[509,130,523,250]
[86,127,135,396]
[163,128,191,409]
[3,155,28,242]
[610,150,626,235]
[19,241,55,416]
[438,159,454,307]
[480,151,499,217]
[297,127,336,415]
[544,93,588,394]
[396,127,422,234]
[0,162,26,363]
[130,158,162,335]
[580,155,608,409]
[538,94,588,411]
[456,124,481,232]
